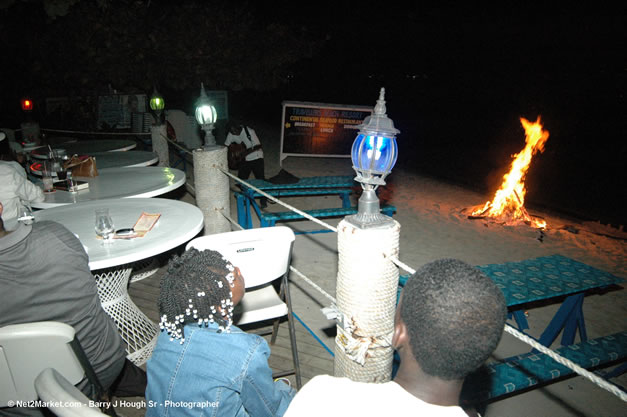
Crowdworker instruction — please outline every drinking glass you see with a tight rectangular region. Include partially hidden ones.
[95,208,115,240]
[42,161,55,193]
[42,175,54,193]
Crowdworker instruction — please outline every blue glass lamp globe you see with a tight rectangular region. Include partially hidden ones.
[351,88,399,187]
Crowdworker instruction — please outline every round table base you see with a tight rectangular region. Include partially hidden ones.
[94,266,159,366]
[129,258,160,283]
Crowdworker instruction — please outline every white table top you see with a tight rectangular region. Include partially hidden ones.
[31,167,186,209]
[29,151,159,176]
[34,198,204,270]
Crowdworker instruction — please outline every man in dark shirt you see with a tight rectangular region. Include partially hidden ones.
[0,202,146,416]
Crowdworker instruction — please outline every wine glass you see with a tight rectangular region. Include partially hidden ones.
[95,208,115,240]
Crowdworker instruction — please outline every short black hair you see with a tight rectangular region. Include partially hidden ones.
[400,258,506,380]
[158,248,236,341]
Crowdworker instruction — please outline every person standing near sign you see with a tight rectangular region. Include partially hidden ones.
[224,121,267,208]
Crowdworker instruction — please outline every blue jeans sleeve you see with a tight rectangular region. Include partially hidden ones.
[241,339,296,417]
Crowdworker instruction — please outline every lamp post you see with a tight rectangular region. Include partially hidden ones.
[192,83,230,234]
[149,88,169,167]
[345,87,400,229]
[195,83,217,147]
[334,88,401,383]
[20,96,40,145]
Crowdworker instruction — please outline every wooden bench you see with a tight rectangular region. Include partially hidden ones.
[259,205,397,230]
[461,331,627,405]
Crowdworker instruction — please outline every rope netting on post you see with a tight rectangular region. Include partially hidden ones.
[334,219,400,382]
[193,147,230,235]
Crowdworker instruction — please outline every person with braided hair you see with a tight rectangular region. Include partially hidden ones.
[145,248,295,417]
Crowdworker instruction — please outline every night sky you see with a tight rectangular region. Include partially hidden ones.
[1,1,625,225]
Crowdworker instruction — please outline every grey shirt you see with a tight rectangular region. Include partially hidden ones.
[0,221,126,391]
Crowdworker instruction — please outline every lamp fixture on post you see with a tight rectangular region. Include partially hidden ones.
[21,98,34,112]
[149,88,165,124]
[345,87,400,229]
[195,82,217,147]
[149,88,169,167]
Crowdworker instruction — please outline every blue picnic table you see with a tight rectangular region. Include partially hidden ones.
[235,175,356,230]
[400,255,624,347]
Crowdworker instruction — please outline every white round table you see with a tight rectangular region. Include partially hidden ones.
[31,166,185,209]
[29,151,159,177]
[34,198,205,365]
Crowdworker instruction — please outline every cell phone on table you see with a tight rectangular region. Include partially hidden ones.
[115,228,135,236]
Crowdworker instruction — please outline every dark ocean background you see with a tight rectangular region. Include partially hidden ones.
[1,2,624,226]
[232,5,627,227]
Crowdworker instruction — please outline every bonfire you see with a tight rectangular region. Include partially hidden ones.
[470,116,549,228]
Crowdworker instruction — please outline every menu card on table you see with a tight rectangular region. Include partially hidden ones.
[132,212,161,237]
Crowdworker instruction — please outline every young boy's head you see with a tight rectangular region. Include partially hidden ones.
[396,258,507,380]
[158,248,245,342]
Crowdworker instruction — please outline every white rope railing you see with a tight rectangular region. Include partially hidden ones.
[216,166,338,233]
[162,133,194,155]
[219,209,244,231]
[212,168,626,402]
[41,128,150,136]
[504,325,627,402]
[386,253,416,275]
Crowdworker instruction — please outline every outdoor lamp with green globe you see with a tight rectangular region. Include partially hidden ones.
[195,82,217,147]
[345,87,400,228]
[149,88,165,124]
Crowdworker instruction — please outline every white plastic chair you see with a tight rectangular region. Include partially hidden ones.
[186,226,302,388]
[0,321,106,410]
[35,368,108,416]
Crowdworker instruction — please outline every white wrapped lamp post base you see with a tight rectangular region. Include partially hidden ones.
[334,218,400,382]
[193,146,230,235]
[151,124,169,167]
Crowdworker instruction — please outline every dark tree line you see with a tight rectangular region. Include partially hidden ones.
[0,0,323,120]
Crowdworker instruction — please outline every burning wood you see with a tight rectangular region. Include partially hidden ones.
[470,116,549,229]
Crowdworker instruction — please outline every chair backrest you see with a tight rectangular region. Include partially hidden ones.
[0,322,85,406]
[35,368,107,417]
[186,226,296,288]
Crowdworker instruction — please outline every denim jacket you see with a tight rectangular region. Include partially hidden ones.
[146,323,295,417]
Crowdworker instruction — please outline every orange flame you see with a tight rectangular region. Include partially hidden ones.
[472,116,549,228]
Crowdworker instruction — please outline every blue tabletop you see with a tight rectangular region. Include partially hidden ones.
[476,255,624,307]
[399,255,624,308]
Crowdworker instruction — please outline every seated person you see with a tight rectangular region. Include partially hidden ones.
[0,202,146,416]
[0,132,44,231]
[146,248,295,416]
[284,258,507,416]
